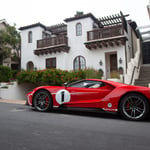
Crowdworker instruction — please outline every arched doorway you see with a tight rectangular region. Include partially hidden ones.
[27,61,34,70]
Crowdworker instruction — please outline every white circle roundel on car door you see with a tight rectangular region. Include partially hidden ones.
[55,89,71,104]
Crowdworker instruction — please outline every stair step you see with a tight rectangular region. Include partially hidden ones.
[134,80,150,83]
[134,84,148,87]
[134,83,149,87]
[140,72,150,74]
[139,71,150,74]
[139,68,150,71]
[140,70,150,72]
[140,66,150,69]
[134,80,150,86]
[139,76,150,78]
[134,64,150,87]
[140,74,150,77]
[135,78,150,81]
[135,82,149,85]
[141,64,150,67]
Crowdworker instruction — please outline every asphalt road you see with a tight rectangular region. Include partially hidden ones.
[0,102,150,150]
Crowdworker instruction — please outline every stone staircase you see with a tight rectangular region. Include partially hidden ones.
[134,64,150,87]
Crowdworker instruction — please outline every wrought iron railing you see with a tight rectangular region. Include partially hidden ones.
[37,35,68,48]
[87,25,124,41]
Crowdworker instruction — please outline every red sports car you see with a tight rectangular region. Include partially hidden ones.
[27,79,150,121]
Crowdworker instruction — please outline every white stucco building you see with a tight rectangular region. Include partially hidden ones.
[19,12,141,84]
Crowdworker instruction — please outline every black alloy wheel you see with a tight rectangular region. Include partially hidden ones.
[120,93,149,121]
[33,90,52,112]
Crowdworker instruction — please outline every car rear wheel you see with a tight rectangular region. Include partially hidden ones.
[120,93,149,121]
[33,90,53,112]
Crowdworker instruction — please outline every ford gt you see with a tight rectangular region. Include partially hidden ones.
[27,79,150,121]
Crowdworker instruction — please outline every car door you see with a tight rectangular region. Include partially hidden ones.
[65,80,111,106]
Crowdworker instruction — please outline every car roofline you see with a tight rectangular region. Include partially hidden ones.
[86,79,126,87]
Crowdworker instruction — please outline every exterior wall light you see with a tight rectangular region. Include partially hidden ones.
[119,57,123,64]
[99,60,103,66]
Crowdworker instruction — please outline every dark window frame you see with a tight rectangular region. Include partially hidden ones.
[28,31,32,43]
[27,61,34,70]
[76,23,82,36]
[73,55,86,71]
[46,57,56,69]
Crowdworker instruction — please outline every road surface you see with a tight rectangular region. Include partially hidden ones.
[0,101,150,150]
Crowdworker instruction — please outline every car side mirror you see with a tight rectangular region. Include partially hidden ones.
[63,82,68,87]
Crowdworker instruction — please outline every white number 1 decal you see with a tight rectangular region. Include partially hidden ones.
[55,90,71,104]
[61,91,65,103]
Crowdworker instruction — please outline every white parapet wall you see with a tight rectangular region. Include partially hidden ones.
[107,78,121,83]
[124,39,141,85]
[0,82,37,100]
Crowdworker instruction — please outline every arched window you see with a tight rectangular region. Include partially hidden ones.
[28,31,32,43]
[76,23,82,36]
[27,61,34,70]
[74,56,86,70]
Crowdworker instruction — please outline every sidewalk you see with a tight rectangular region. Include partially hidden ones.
[0,99,26,105]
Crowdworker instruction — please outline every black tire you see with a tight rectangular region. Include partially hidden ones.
[119,93,149,121]
[33,90,53,112]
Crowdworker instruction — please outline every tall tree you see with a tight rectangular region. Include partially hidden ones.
[0,24,21,66]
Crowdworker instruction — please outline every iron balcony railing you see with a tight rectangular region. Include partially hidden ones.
[37,35,68,48]
[87,25,124,41]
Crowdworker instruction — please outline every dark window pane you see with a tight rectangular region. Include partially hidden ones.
[76,23,82,36]
[28,31,32,43]
[74,56,86,70]
[46,58,56,69]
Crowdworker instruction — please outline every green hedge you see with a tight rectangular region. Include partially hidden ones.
[0,66,12,82]
[16,69,86,85]
[16,68,102,86]
[85,68,102,79]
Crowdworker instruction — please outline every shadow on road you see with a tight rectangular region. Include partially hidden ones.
[31,107,150,122]
[32,107,124,120]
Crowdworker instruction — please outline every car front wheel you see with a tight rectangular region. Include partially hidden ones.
[120,93,149,121]
[33,90,53,112]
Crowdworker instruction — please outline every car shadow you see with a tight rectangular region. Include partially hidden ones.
[31,106,150,122]
[34,107,123,120]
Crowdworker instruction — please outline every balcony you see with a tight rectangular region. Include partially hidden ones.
[34,35,70,55]
[85,25,127,49]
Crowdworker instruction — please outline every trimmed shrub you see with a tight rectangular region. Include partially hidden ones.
[16,69,86,85]
[110,71,120,79]
[0,65,12,82]
[12,70,19,80]
[85,68,102,79]
[16,68,102,86]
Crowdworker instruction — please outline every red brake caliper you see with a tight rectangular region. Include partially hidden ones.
[127,102,130,112]
[45,97,48,107]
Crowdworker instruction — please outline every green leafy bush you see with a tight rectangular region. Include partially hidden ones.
[0,65,12,82]
[85,68,101,79]
[11,70,19,79]
[16,69,86,85]
[110,71,120,79]
[16,68,102,86]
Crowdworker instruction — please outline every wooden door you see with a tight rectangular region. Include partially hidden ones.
[110,54,117,72]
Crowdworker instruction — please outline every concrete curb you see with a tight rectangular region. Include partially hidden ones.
[0,99,26,105]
